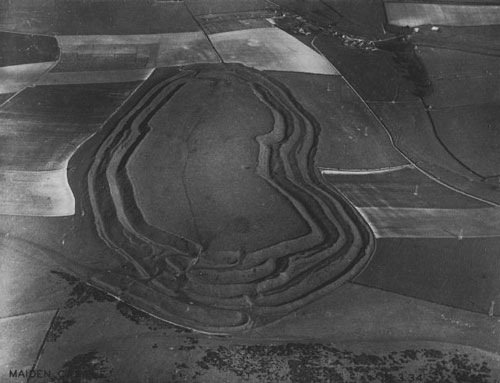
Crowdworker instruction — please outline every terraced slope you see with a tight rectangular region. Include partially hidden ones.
[85,64,374,333]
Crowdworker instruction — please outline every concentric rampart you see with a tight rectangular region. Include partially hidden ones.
[87,64,375,333]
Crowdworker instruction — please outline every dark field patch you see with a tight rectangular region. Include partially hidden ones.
[313,34,416,102]
[430,104,500,179]
[356,237,500,316]
[0,1,199,35]
[0,31,59,67]
[419,47,500,108]
[0,82,139,124]
[274,0,387,39]
[376,37,432,99]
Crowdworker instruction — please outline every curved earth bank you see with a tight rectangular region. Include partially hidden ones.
[84,64,375,333]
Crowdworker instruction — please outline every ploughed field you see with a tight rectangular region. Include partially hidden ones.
[81,64,374,333]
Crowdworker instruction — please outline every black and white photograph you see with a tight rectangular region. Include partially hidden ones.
[1,0,500,382]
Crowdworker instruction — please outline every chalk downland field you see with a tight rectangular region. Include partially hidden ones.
[210,28,339,75]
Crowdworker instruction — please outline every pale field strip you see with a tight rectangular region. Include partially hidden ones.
[385,2,500,27]
[320,168,500,238]
[0,169,74,217]
[358,206,500,238]
[0,310,56,374]
[35,32,220,85]
[0,62,56,94]
[209,27,340,75]
[320,165,412,176]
